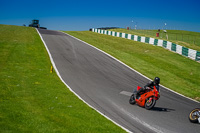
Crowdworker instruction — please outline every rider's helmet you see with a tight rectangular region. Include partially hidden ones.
[154,77,160,85]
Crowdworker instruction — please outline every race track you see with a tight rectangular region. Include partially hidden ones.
[38,29,200,133]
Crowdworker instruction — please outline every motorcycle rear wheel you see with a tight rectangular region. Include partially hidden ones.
[145,97,156,110]
[129,94,136,104]
[189,108,200,123]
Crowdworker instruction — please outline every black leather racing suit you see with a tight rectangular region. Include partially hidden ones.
[136,81,160,97]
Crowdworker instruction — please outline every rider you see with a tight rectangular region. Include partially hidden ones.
[135,77,160,99]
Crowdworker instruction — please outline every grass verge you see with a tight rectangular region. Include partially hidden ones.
[108,28,200,51]
[64,31,200,101]
[0,25,126,133]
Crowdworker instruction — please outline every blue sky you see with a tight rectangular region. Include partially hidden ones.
[0,0,200,32]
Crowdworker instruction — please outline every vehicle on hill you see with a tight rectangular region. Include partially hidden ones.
[29,19,47,29]
[29,19,39,28]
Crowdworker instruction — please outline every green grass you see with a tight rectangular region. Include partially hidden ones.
[0,25,126,133]
[64,31,200,101]
[108,28,200,51]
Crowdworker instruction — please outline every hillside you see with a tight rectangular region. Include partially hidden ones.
[0,25,125,133]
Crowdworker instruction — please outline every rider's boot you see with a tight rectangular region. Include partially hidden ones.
[134,93,139,100]
[135,87,144,99]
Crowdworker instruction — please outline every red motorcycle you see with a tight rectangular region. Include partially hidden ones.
[129,86,160,110]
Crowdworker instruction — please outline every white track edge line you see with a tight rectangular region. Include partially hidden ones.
[61,31,200,104]
[36,28,132,133]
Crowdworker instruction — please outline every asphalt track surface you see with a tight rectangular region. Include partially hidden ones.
[38,29,200,133]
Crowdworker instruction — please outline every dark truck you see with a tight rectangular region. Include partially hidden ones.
[29,19,47,29]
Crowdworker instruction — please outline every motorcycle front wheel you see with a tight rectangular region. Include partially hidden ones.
[189,108,200,123]
[145,97,156,110]
[129,94,136,104]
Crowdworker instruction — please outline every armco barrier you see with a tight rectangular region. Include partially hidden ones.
[92,28,200,62]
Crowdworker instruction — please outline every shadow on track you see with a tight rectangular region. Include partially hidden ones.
[151,107,175,112]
